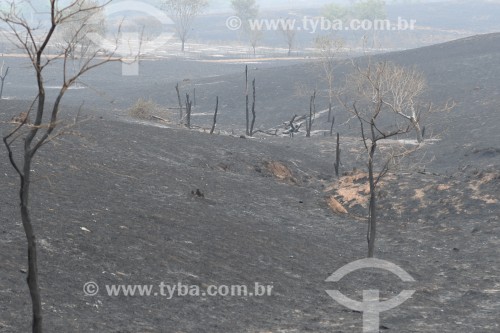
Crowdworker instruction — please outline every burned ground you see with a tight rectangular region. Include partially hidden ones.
[0,34,499,332]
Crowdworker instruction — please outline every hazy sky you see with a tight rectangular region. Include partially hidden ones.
[208,0,455,12]
[0,0,473,21]
[5,0,457,13]
[209,0,454,11]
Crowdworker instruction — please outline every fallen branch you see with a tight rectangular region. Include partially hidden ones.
[152,115,169,122]
[252,129,278,136]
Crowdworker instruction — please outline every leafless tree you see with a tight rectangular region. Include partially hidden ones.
[334,132,341,177]
[315,35,344,123]
[379,64,429,143]
[175,82,183,121]
[305,90,316,137]
[283,114,301,137]
[249,29,263,56]
[329,115,336,136]
[55,0,105,67]
[185,93,192,128]
[231,0,258,29]
[342,60,450,257]
[243,67,257,136]
[161,0,208,52]
[0,1,121,331]
[230,0,261,55]
[210,96,219,134]
[249,78,256,136]
[245,65,249,135]
[0,58,9,99]
[279,18,296,56]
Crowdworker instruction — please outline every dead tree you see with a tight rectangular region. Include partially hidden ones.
[342,60,450,258]
[315,36,343,123]
[334,132,340,177]
[231,0,261,56]
[280,18,296,56]
[210,96,219,134]
[249,29,263,56]
[330,115,335,136]
[284,114,303,137]
[284,115,297,137]
[245,65,249,135]
[161,0,208,52]
[249,78,256,136]
[305,90,316,138]
[1,1,122,332]
[380,65,431,143]
[175,83,183,122]
[185,93,192,128]
[55,0,104,84]
[0,59,10,99]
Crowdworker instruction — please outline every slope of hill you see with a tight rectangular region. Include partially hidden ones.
[162,33,500,172]
[3,33,499,173]
[0,115,498,332]
[0,34,499,332]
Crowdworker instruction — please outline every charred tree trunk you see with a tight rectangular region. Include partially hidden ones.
[334,132,340,177]
[5,96,45,332]
[306,91,316,138]
[0,65,9,99]
[245,65,249,136]
[411,117,423,143]
[249,78,256,136]
[327,101,332,123]
[185,93,192,129]
[367,124,378,258]
[1,2,133,331]
[175,83,183,123]
[210,96,219,134]
[20,155,43,333]
[330,115,335,136]
[288,114,297,138]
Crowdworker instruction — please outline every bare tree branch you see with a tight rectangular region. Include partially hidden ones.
[1,1,125,331]
[342,59,452,258]
[161,0,208,52]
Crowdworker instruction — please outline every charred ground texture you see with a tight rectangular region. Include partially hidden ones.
[0,35,499,332]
